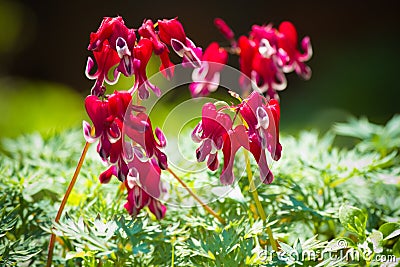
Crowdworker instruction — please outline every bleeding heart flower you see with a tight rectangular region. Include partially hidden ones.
[124,159,166,219]
[131,38,161,99]
[88,17,136,52]
[236,21,312,100]
[277,21,313,80]
[125,112,168,170]
[158,18,201,67]
[239,91,282,184]
[158,18,187,46]
[192,103,249,185]
[189,42,228,97]
[85,40,120,97]
[86,17,137,95]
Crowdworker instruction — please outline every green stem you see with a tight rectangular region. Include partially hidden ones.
[243,149,278,251]
[46,140,91,267]
[171,238,175,267]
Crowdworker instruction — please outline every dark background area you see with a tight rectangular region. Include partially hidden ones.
[0,0,399,137]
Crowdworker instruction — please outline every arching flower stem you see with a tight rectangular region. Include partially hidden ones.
[167,168,226,224]
[46,133,93,267]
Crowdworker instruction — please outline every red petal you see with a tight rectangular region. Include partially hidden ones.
[159,49,175,79]
[238,36,256,78]
[99,165,117,183]
[148,198,166,220]
[158,18,187,45]
[84,95,109,136]
[279,21,298,46]
[108,90,132,119]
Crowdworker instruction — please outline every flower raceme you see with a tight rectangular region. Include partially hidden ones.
[83,90,167,219]
[243,21,312,99]
[83,16,207,220]
[211,18,312,100]
[239,91,282,184]
[85,16,312,101]
[86,16,202,100]
[192,91,282,185]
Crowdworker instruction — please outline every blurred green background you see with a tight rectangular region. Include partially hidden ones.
[0,0,399,139]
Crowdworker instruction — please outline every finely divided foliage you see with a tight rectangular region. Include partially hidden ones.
[1,117,399,265]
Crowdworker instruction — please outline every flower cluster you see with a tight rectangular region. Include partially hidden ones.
[192,91,281,185]
[83,90,167,219]
[191,19,312,100]
[83,16,204,219]
[85,16,201,99]
[238,21,312,99]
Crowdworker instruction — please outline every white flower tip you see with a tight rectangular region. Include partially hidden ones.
[259,38,275,58]
[82,120,97,143]
[256,107,269,129]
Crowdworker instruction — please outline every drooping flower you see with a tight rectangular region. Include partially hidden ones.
[85,40,120,96]
[125,112,168,170]
[157,18,186,48]
[250,49,287,100]
[86,17,137,95]
[124,158,166,220]
[238,34,286,99]
[277,21,313,80]
[249,24,279,50]
[192,103,249,185]
[192,92,282,185]
[83,90,136,144]
[238,91,282,184]
[138,19,175,79]
[123,145,167,219]
[131,38,161,99]
[158,18,201,67]
[189,42,228,97]
[124,185,167,220]
[88,17,136,52]
[192,103,232,160]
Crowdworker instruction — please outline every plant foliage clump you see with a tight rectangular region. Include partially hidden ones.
[0,116,399,266]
